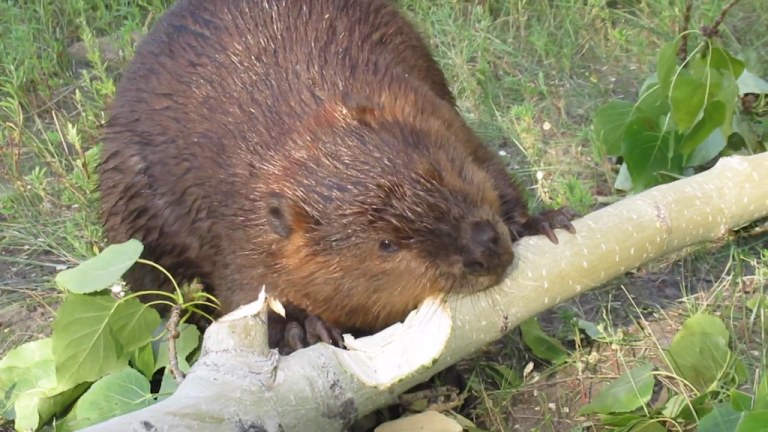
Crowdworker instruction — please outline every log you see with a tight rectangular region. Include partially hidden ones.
[80,153,768,432]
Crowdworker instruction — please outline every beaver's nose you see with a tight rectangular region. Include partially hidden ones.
[463,220,511,276]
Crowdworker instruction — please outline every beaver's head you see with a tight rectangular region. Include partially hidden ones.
[255,92,515,331]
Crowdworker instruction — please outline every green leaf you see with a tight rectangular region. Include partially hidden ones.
[595,415,635,428]
[707,47,745,81]
[52,293,124,387]
[110,299,161,358]
[483,363,522,388]
[14,393,41,431]
[576,319,604,340]
[131,342,156,380]
[756,373,768,411]
[636,75,670,120]
[52,292,160,390]
[0,338,91,431]
[629,420,667,432]
[698,404,743,432]
[156,367,179,402]
[678,392,714,422]
[13,383,89,432]
[154,323,201,373]
[675,312,729,342]
[686,128,727,168]
[737,70,768,96]
[595,414,645,428]
[746,295,768,312]
[732,115,763,154]
[0,337,83,416]
[667,313,732,392]
[670,74,707,131]
[620,115,685,192]
[593,100,636,156]
[661,394,687,418]
[518,318,570,362]
[33,383,89,432]
[719,75,740,139]
[657,39,682,96]
[578,362,655,415]
[0,338,57,412]
[731,390,754,412]
[680,100,726,156]
[67,368,156,430]
[737,410,768,432]
[733,358,748,386]
[55,239,143,294]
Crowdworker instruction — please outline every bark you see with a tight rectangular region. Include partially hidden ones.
[80,153,768,432]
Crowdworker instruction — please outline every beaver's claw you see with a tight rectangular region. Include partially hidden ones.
[281,314,345,355]
[517,206,581,244]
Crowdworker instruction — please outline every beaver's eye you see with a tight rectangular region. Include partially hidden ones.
[378,239,400,253]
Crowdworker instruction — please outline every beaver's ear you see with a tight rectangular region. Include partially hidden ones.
[266,192,317,238]
[340,92,378,127]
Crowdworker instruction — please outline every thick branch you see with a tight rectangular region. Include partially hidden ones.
[81,153,768,432]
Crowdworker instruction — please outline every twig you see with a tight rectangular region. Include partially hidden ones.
[166,304,186,384]
[397,386,459,405]
[701,0,743,38]
[677,0,694,62]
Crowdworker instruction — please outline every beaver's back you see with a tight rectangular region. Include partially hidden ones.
[97,0,461,316]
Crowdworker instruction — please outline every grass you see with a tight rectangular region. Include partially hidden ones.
[0,0,766,430]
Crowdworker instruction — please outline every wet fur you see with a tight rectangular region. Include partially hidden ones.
[98,0,553,338]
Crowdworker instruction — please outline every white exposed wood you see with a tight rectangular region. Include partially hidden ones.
[373,411,463,432]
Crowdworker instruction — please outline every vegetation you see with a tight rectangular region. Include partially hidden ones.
[0,0,766,430]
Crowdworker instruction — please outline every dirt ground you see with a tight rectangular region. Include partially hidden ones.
[462,239,761,431]
[0,249,59,357]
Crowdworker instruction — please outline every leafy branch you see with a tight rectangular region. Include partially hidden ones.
[679,0,744,62]
[594,0,767,195]
[0,240,212,431]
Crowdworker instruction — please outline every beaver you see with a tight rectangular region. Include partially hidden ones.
[97,0,580,354]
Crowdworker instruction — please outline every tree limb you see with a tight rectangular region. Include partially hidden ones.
[80,153,768,432]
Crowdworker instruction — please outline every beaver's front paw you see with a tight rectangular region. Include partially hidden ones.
[280,314,345,355]
[515,206,581,244]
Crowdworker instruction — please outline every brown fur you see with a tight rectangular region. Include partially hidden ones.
[98,0,573,341]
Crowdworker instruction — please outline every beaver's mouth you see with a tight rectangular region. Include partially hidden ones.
[483,271,509,291]
[446,270,509,296]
